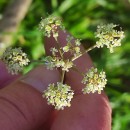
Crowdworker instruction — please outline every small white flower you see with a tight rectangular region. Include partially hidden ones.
[66,35,74,43]
[50,47,58,56]
[75,39,81,46]
[62,60,73,72]
[44,56,56,70]
[63,45,70,52]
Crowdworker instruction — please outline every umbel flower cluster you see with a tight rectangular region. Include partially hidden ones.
[43,82,74,110]
[82,67,107,94]
[95,23,124,53]
[39,15,65,41]
[0,15,125,110]
[0,47,30,74]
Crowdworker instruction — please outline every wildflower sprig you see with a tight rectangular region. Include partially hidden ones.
[40,16,124,109]
[1,15,125,110]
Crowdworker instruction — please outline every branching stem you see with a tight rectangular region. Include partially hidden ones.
[72,44,97,61]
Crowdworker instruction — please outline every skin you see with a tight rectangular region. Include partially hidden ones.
[0,30,111,130]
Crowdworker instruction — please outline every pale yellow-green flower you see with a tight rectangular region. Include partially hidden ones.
[45,56,73,72]
[82,67,107,94]
[63,35,81,58]
[43,82,74,110]
[1,47,30,74]
[95,23,125,53]
[39,15,64,41]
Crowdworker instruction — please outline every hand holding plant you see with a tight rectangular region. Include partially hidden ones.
[0,15,125,111]
[0,14,125,129]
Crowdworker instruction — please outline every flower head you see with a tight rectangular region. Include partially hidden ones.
[39,15,64,41]
[45,56,73,72]
[63,35,81,58]
[62,60,73,72]
[95,23,125,53]
[1,47,30,74]
[82,67,107,94]
[43,82,74,110]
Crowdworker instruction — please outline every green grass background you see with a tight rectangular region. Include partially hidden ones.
[0,0,130,129]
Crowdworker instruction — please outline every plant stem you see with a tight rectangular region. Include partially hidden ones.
[72,44,97,61]
[30,60,46,63]
[55,39,66,84]
[72,66,84,76]
[61,70,65,83]
[55,40,63,58]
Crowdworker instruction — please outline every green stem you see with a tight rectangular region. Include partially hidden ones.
[61,70,65,83]
[55,39,66,84]
[30,60,46,63]
[55,40,63,58]
[72,66,84,76]
[72,44,97,61]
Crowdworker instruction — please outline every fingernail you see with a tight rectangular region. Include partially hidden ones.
[20,65,60,92]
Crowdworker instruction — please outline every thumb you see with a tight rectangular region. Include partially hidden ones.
[0,65,60,130]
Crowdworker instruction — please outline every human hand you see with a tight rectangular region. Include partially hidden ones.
[0,30,111,130]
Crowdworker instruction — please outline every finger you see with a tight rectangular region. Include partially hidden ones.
[51,55,111,130]
[66,53,93,90]
[0,61,20,89]
[51,93,111,130]
[0,65,60,130]
[39,111,58,130]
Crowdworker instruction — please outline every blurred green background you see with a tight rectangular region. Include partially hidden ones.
[0,0,130,129]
